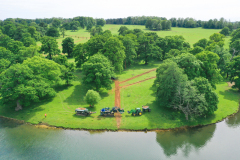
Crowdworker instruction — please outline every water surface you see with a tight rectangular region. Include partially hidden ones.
[1,112,240,160]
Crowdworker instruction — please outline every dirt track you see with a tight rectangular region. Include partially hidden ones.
[120,68,156,84]
[114,68,157,129]
[114,80,121,128]
[121,76,156,88]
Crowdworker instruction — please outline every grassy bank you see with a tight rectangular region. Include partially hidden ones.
[0,62,239,130]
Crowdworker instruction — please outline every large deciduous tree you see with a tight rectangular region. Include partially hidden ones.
[62,37,74,57]
[137,34,161,63]
[173,53,202,80]
[82,53,114,91]
[40,36,60,59]
[154,60,218,120]
[102,37,125,72]
[53,55,76,85]
[220,27,230,36]
[154,60,188,109]
[228,56,240,90]
[196,51,222,88]
[46,27,60,37]
[0,57,62,111]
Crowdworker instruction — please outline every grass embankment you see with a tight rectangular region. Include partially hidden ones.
[37,25,230,49]
[0,61,239,130]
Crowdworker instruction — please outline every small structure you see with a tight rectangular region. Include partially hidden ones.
[75,108,96,116]
[142,106,151,112]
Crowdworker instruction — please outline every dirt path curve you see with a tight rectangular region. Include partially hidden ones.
[114,80,121,128]
[121,76,156,89]
[119,68,156,84]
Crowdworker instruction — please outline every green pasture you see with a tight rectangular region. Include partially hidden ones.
[37,25,230,50]
[0,61,239,130]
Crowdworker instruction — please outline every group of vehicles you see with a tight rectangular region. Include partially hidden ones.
[75,106,151,116]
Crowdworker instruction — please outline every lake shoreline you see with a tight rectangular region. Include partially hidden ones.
[1,106,239,132]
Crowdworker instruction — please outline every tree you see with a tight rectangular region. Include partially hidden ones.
[82,53,114,91]
[84,90,101,107]
[211,45,231,76]
[16,45,39,63]
[171,80,207,120]
[208,33,225,47]
[228,56,240,90]
[46,27,60,37]
[70,21,80,31]
[230,28,240,43]
[138,34,162,63]
[196,51,222,88]
[73,43,88,68]
[154,60,218,120]
[173,53,202,80]
[220,27,230,36]
[90,25,103,37]
[0,58,11,74]
[23,56,63,85]
[0,47,15,63]
[193,38,208,49]
[53,55,76,85]
[0,63,56,111]
[121,35,137,68]
[96,19,106,26]
[154,60,188,109]
[40,36,60,59]
[156,35,185,59]
[189,46,204,55]
[21,36,36,47]
[118,26,129,35]
[191,77,218,115]
[229,39,240,59]
[165,49,181,59]
[102,37,126,72]
[7,40,24,54]
[59,27,66,38]
[13,25,28,41]
[52,19,61,28]
[62,37,74,57]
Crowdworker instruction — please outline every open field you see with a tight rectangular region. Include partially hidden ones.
[37,25,230,50]
[0,61,239,130]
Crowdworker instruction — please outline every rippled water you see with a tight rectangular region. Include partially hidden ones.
[1,111,240,160]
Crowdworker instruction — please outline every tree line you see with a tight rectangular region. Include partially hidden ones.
[106,16,240,30]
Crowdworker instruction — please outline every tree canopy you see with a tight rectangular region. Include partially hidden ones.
[82,53,114,91]
[62,37,74,57]
[40,36,60,59]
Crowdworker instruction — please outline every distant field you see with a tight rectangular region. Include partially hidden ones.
[37,25,230,50]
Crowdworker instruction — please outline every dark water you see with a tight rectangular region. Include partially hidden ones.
[1,112,240,160]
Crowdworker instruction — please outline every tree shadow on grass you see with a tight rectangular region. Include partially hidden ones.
[0,98,54,126]
[72,113,95,119]
[54,84,73,92]
[64,84,110,106]
[143,99,217,130]
[219,89,240,102]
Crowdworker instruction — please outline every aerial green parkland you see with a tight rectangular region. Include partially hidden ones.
[0,61,239,130]
[1,25,238,130]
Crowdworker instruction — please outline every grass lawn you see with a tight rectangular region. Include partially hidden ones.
[0,61,239,130]
[37,25,228,50]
